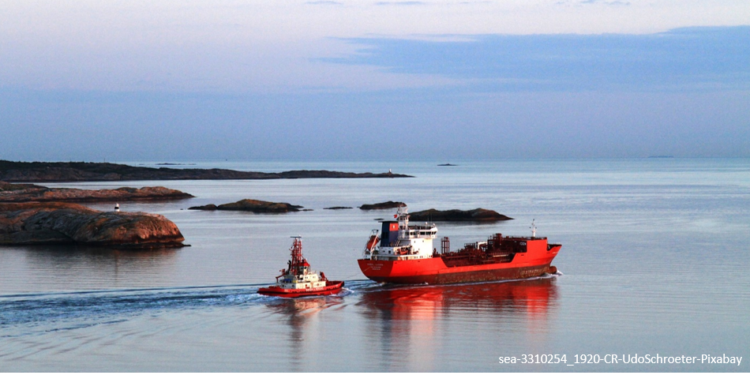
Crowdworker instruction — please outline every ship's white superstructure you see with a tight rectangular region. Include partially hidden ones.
[364,207,438,260]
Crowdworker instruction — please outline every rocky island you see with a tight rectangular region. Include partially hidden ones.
[189,199,303,213]
[0,202,186,247]
[0,160,412,182]
[409,208,513,222]
[359,201,406,210]
[0,181,193,203]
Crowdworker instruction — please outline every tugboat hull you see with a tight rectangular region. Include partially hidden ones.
[258,281,345,298]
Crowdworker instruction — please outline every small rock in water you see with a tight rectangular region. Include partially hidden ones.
[409,208,513,222]
[189,199,303,213]
[359,201,406,210]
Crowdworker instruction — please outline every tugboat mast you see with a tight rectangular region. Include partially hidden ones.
[288,236,306,275]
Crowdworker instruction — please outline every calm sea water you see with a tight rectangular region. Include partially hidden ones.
[1,159,748,371]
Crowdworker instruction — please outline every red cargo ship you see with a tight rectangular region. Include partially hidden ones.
[358,207,561,285]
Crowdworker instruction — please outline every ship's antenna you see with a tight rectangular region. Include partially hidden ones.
[530,219,536,238]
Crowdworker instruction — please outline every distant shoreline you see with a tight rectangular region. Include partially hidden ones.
[0,160,412,183]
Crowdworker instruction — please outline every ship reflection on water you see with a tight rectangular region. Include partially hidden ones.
[356,277,559,371]
[261,277,558,372]
[357,276,558,320]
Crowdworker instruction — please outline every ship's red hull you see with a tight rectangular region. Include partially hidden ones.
[359,242,561,285]
[258,281,345,298]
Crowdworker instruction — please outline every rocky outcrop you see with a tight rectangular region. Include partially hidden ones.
[0,202,185,247]
[324,206,353,210]
[0,160,412,182]
[189,199,303,213]
[0,181,193,203]
[409,208,513,222]
[190,204,218,210]
[359,201,406,210]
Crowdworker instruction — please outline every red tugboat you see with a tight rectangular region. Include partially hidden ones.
[358,207,562,285]
[259,237,344,297]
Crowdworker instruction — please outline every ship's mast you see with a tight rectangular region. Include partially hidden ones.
[289,236,306,274]
[397,206,409,239]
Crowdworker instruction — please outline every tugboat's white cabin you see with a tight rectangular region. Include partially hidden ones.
[276,237,328,289]
[364,207,437,260]
[277,267,326,289]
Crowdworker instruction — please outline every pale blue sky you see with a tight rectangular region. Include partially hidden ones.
[1,1,749,161]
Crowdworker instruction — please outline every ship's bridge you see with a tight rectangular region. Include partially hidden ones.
[400,223,437,240]
[367,206,439,260]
